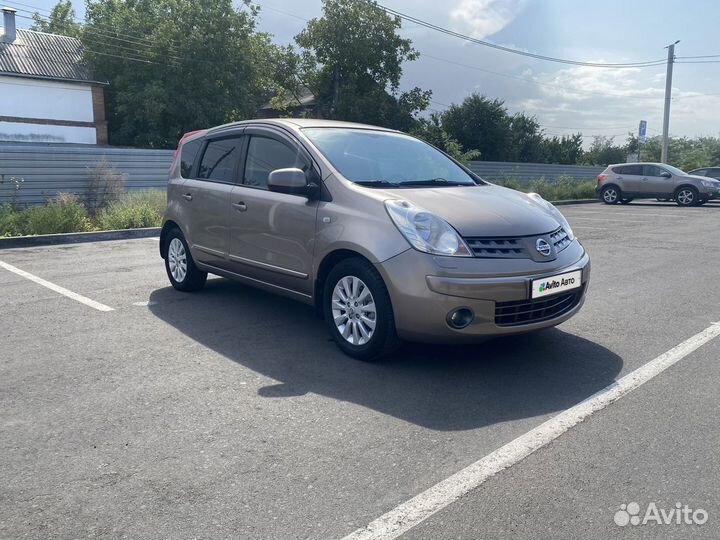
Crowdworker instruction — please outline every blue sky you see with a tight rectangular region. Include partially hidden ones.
[14,0,720,142]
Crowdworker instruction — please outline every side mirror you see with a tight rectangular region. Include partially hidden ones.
[660,171,672,178]
[267,168,317,197]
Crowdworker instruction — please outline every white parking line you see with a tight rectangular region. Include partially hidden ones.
[567,217,645,224]
[342,322,720,540]
[0,260,114,312]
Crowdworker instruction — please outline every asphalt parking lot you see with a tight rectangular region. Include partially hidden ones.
[2,200,719,539]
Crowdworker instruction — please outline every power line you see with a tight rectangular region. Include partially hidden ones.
[364,1,668,68]
[420,53,665,101]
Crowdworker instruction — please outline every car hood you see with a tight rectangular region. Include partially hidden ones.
[686,174,720,183]
[375,184,563,237]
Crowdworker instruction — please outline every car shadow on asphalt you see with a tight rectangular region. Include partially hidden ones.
[149,279,623,431]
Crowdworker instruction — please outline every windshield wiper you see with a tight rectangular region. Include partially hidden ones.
[353,180,399,187]
[398,178,473,187]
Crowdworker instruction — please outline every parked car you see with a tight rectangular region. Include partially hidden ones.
[687,167,720,181]
[160,119,590,360]
[596,163,720,206]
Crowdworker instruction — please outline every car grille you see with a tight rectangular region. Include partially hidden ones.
[550,228,572,252]
[464,228,571,259]
[495,285,585,327]
[463,237,528,258]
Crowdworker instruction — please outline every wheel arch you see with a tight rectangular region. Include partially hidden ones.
[314,249,375,315]
[159,220,181,259]
[674,184,698,197]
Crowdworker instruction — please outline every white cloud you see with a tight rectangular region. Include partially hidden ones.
[449,0,527,39]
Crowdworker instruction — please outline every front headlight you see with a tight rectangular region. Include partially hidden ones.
[527,193,575,241]
[385,199,472,257]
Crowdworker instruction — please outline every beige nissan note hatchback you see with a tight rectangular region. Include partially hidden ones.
[161,119,590,360]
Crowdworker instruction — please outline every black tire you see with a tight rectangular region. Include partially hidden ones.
[620,198,634,204]
[600,185,621,204]
[163,227,207,292]
[675,186,699,207]
[323,258,399,361]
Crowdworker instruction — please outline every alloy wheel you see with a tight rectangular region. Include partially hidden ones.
[168,237,187,283]
[331,276,377,346]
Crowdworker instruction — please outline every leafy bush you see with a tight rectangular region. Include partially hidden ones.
[22,193,94,235]
[0,203,28,237]
[96,190,166,230]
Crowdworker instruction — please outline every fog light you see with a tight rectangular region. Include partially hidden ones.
[447,308,474,329]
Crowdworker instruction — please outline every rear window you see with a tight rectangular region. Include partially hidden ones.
[180,139,202,178]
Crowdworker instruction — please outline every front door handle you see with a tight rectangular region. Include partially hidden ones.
[232,202,248,212]
[181,193,193,201]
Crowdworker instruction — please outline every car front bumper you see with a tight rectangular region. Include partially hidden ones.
[375,241,590,343]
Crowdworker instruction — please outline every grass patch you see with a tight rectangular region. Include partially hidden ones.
[96,190,166,230]
[0,190,166,237]
[494,176,597,201]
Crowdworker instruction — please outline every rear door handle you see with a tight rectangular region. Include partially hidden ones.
[181,193,193,201]
[232,202,248,212]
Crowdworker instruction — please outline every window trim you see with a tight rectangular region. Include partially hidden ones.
[237,125,330,200]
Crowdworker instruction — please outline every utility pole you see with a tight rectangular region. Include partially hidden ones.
[661,40,679,163]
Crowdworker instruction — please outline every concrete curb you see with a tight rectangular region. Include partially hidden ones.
[550,199,600,206]
[0,227,160,249]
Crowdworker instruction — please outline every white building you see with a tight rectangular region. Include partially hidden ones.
[0,7,108,145]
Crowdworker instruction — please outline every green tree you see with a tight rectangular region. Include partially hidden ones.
[541,134,583,164]
[582,135,627,165]
[295,0,430,130]
[508,113,544,162]
[82,0,286,148]
[31,0,81,37]
[441,94,512,161]
[410,113,481,164]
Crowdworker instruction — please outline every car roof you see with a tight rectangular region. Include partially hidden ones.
[206,118,400,136]
[608,162,668,167]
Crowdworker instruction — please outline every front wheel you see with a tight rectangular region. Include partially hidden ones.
[601,185,620,204]
[164,228,207,292]
[675,187,699,207]
[323,258,399,361]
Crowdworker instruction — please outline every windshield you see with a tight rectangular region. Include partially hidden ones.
[664,164,687,176]
[302,128,479,187]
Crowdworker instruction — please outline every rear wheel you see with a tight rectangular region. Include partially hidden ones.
[164,228,207,292]
[675,187,699,207]
[323,258,399,361]
[601,185,620,204]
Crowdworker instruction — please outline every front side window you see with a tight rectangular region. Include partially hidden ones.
[302,128,479,187]
[643,165,667,177]
[243,136,308,189]
[197,137,243,183]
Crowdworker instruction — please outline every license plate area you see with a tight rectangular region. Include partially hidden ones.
[531,270,582,299]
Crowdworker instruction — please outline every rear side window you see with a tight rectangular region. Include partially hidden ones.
[197,137,243,183]
[180,139,202,178]
[613,165,642,175]
[243,136,308,189]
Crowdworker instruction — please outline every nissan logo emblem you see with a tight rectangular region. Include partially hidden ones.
[536,238,552,257]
